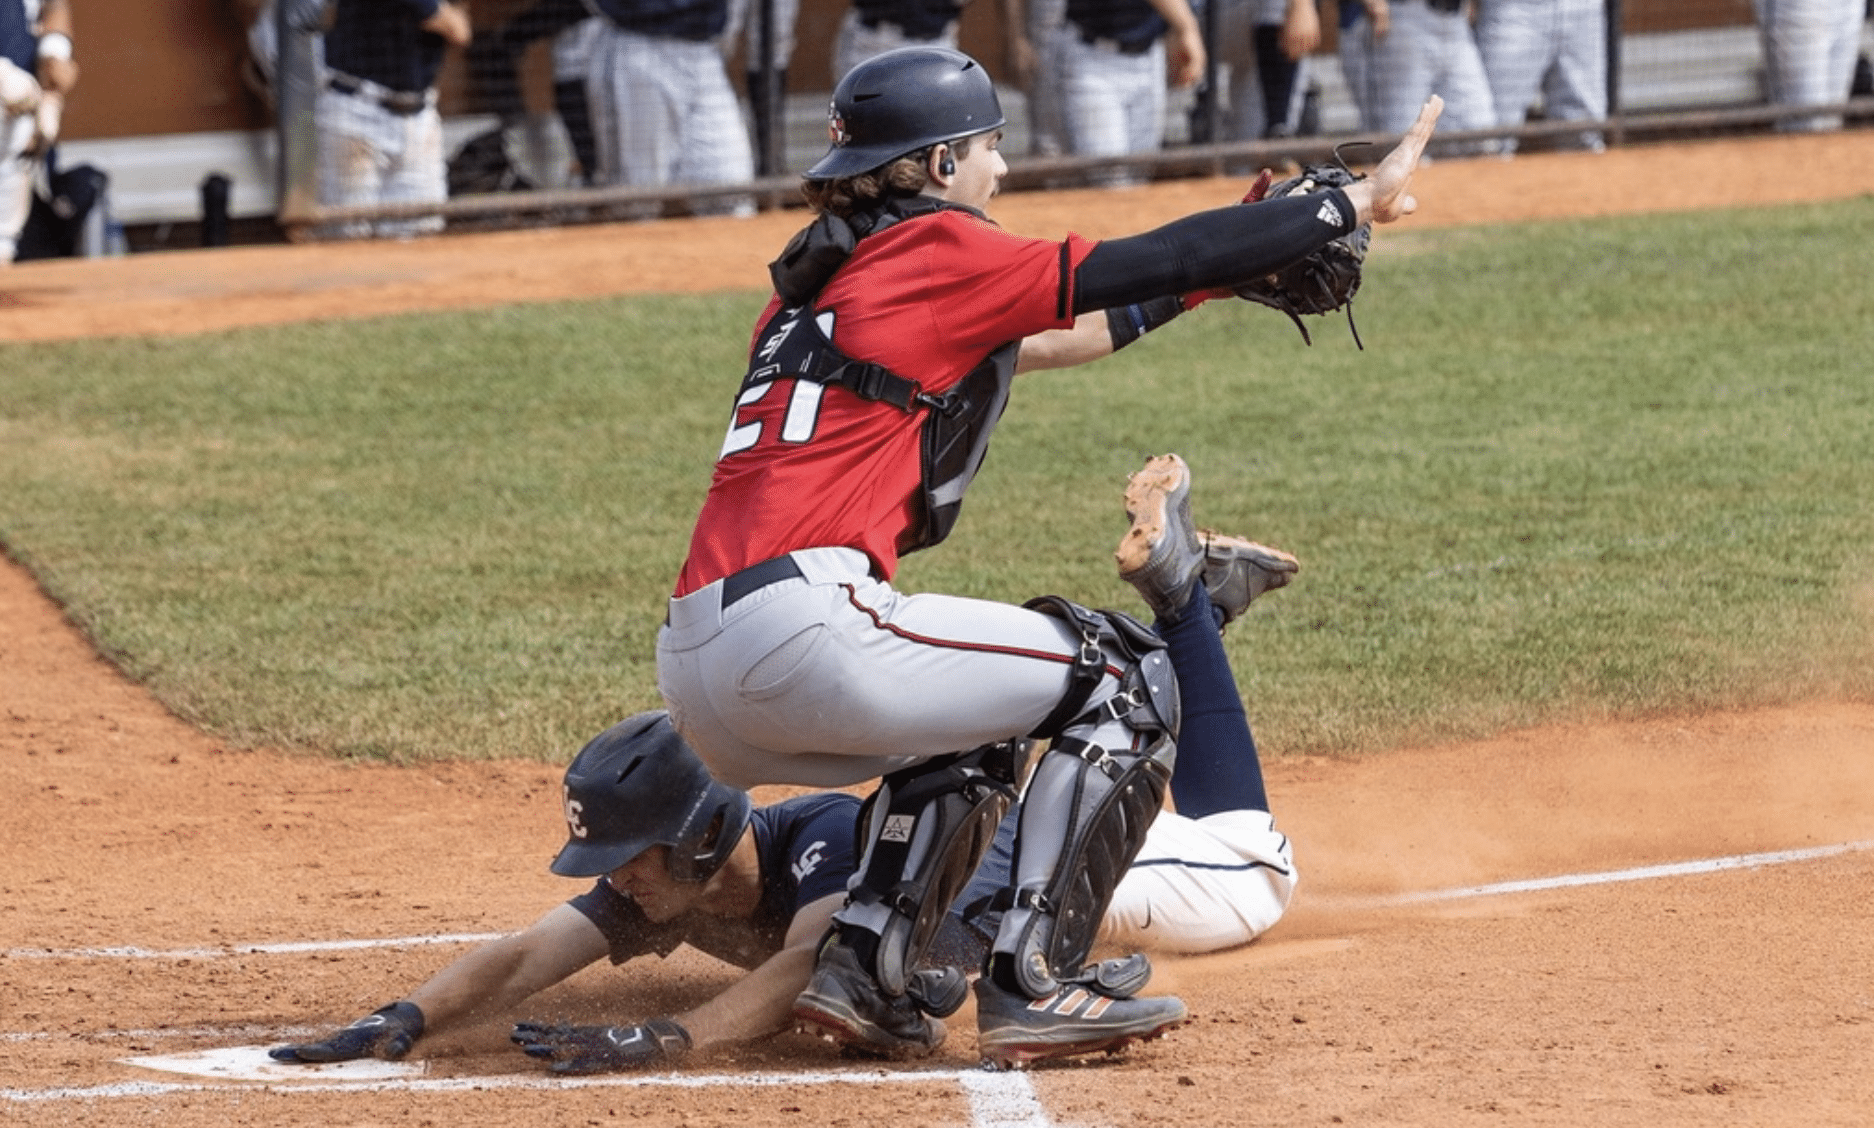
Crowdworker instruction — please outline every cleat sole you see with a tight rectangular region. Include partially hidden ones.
[977,1017,1188,1070]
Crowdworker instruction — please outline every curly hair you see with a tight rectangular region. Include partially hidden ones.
[800,136,978,218]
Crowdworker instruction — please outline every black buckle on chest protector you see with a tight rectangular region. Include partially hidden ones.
[841,359,922,412]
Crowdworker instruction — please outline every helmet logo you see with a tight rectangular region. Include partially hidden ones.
[827,102,849,148]
[562,785,589,839]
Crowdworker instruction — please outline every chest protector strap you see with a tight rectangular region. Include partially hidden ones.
[741,288,1019,553]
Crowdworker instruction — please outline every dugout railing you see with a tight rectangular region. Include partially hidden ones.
[273,1,1874,237]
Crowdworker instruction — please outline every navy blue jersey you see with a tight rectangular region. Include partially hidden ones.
[568,793,858,969]
[324,0,450,93]
[1,0,35,70]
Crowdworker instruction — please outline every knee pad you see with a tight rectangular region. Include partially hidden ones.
[835,739,1034,1006]
[1023,594,1181,741]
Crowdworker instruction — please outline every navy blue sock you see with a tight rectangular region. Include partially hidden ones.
[1154,583,1270,818]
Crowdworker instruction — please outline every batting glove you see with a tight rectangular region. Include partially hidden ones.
[269,1000,426,1063]
[511,1017,692,1075]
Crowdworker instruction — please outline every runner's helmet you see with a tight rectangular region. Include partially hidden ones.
[550,711,754,883]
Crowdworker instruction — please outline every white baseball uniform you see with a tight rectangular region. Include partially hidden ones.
[315,0,452,240]
[584,0,755,215]
[1753,0,1864,132]
[1358,0,1500,154]
[1475,0,1607,152]
[2,0,47,264]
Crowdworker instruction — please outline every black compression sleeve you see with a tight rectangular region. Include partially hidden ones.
[1072,188,1358,314]
[1106,294,1186,350]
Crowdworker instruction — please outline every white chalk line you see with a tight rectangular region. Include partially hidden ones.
[4,932,505,961]
[2,1066,1048,1120]
[1350,838,1874,908]
[0,1024,319,1045]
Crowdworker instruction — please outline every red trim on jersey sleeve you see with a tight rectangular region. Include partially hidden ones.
[674,211,1099,598]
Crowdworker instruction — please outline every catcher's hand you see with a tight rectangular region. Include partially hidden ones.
[511,1018,693,1075]
[1233,155,1373,347]
[270,1001,425,1063]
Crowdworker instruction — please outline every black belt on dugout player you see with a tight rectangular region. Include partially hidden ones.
[1417,0,1465,13]
[326,71,432,115]
[856,7,959,39]
[1075,27,1157,55]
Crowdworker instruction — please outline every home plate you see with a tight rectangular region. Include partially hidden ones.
[123,1045,429,1082]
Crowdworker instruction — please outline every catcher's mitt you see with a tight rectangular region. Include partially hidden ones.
[1234,152,1373,348]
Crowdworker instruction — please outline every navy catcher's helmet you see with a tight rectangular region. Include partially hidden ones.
[805,46,1006,179]
[550,711,754,883]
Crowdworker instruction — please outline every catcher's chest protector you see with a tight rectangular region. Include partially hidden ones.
[748,203,1019,552]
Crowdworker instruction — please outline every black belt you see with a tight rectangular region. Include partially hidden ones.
[857,14,953,38]
[1076,29,1156,55]
[327,72,430,115]
[1423,0,1464,12]
[721,555,805,609]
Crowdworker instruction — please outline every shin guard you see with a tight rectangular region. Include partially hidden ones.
[993,597,1181,999]
[835,740,1032,1007]
[994,730,1175,997]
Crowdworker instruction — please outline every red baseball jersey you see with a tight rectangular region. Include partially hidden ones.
[675,210,1099,596]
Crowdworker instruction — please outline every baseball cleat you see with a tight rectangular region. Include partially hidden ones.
[1199,530,1300,629]
[1116,454,1205,622]
[973,977,1189,1070]
[793,939,947,1059]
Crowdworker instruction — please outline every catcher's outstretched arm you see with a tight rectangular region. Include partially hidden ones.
[1015,311,1116,373]
[1071,95,1441,314]
[1073,191,1359,313]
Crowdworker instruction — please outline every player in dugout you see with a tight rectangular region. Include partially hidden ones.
[273,480,1301,1073]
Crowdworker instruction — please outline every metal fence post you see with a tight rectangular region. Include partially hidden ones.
[274,0,324,230]
[1605,0,1625,145]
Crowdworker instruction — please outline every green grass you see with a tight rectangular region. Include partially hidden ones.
[4,199,1872,762]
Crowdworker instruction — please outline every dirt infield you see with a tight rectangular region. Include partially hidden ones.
[5,132,1874,1127]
